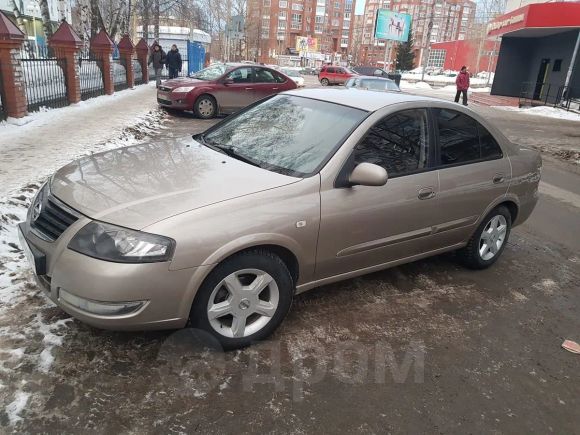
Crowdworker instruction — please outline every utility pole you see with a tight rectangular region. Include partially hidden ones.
[563,30,580,92]
[383,39,391,71]
[421,1,436,82]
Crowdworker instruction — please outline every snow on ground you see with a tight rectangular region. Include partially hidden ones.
[399,80,432,90]
[402,72,491,86]
[0,97,167,425]
[0,83,160,198]
[494,105,580,122]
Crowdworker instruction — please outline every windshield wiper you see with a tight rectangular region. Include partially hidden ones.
[195,134,261,168]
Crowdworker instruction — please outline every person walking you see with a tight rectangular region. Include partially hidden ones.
[455,66,470,106]
[148,44,166,87]
[165,44,182,79]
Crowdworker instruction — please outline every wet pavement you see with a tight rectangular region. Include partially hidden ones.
[1,84,579,434]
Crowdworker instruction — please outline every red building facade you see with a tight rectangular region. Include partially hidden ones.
[429,38,499,73]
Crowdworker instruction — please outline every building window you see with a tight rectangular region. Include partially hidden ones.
[264,0,271,5]
[262,18,270,28]
[291,21,301,29]
[553,59,562,72]
[332,19,339,26]
[292,13,303,21]
[315,23,324,33]
[279,0,288,7]
[316,6,325,14]
[315,15,324,23]
[278,21,287,29]
[279,11,286,18]
[427,49,446,68]
[292,3,304,10]
[344,12,351,19]
[334,1,340,8]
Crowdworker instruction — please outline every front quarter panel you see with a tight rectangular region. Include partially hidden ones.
[144,176,321,284]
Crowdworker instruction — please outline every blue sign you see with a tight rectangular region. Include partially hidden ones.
[374,10,411,42]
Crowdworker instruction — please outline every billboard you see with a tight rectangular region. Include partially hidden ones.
[296,36,318,55]
[374,10,411,42]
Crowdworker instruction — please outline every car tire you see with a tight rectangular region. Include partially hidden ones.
[194,94,217,119]
[189,249,294,350]
[458,205,512,270]
[320,78,329,86]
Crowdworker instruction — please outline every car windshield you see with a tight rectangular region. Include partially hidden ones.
[361,79,399,91]
[190,64,228,80]
[202,95,367,177]
[282,69,300,77]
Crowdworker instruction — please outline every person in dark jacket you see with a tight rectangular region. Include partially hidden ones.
[148,44,166,87]
[166,44,182,79]
[454,65,470,106]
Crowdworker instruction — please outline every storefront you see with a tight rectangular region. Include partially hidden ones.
[488,2,580,103]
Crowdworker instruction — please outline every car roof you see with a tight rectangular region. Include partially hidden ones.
[355,76,395,82]
[283,88,439,111]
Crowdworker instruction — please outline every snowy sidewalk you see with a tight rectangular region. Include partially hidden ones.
[0,83,160,198]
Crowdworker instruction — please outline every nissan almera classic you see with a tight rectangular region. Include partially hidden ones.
[18,89,541,349]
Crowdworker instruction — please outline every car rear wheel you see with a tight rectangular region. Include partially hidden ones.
[320,78,329,86]
[194,95,217,119]
[189,249,294,350]
[458,206,511,269]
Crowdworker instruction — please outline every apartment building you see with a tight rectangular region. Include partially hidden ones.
[356,0,475,68]
[247,0,356,64]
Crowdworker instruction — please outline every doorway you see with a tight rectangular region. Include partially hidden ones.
[533,58,551,100]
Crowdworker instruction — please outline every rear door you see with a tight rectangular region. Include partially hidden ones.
[432,108,510,245]
[252,67,282,100]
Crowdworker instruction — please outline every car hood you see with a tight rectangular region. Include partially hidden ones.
[162,77,214,89]
[50,138,300,229]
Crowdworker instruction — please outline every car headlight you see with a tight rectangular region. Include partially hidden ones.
[172,86,196,93]
[68,221,175,263]
[28,180,49,222]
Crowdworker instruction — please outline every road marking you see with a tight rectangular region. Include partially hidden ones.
[539,181,580,209]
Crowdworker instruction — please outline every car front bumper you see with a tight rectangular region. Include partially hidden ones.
[156,90,191,110]
[18,217,208,331]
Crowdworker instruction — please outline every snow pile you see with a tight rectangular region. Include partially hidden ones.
[5,390,30,425]
[400,80,432,90]
[495,105,580,121]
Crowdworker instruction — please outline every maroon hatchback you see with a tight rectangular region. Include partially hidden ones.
[157,63,297,118]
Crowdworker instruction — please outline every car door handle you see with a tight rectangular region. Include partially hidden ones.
[245,87,254,90]
[493,174,505,184]
[418,188,436,200]
[272,87,279,90]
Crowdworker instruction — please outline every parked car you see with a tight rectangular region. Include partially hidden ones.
[301,67,317,75]
[156,63,297,118]
[318,65,358,86]
[352,66,402,86]
[281,68,305,87]
[19,90,541,349]
[345,76,401,92]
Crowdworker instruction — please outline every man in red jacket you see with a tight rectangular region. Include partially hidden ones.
[455,65,470,106]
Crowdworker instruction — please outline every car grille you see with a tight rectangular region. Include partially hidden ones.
[157,98,172,105]
[159,86,172,92]
[31,195,80,242]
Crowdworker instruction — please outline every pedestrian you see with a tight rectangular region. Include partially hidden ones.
[166,44,182,79]
[455,65,470,106]
[148,43,166,87]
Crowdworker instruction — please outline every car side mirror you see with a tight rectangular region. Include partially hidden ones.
[349,163,388,187]
[223,78,234,85]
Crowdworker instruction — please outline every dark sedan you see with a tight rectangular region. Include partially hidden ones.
[157,63,297,118]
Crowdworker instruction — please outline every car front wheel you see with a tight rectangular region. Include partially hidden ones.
[190,250,294,350]
[320,78,329,86]
[194,95,217,119]
[458,206,512,269]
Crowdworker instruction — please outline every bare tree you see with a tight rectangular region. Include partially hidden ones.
[153,0,160,39]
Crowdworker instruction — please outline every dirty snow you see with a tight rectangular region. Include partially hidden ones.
[5,390,30,425]
[399,80,432,90]
[494,105,580,121]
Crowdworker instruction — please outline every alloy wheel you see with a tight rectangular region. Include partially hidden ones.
[479,215,507,261]
[206,269,280,338]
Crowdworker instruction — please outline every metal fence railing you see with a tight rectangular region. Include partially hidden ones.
[519,81,580,111]
[112,59,129,91]
[79,58,105,101]
[133,59,144,85]
[21,58,69,113]
[0,60,6,121]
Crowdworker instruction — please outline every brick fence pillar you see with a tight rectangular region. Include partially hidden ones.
[135,38,149,83]
[90,30,115,95]
[117,35,134,88]
[48,21,83,104]
[0,11,27,119]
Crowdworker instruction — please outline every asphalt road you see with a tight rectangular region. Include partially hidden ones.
[1,82,579,434]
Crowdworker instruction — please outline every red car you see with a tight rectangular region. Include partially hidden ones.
[318,65,358,86]
[157,63,297,118]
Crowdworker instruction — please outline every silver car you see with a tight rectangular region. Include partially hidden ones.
[18,89,541,349]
